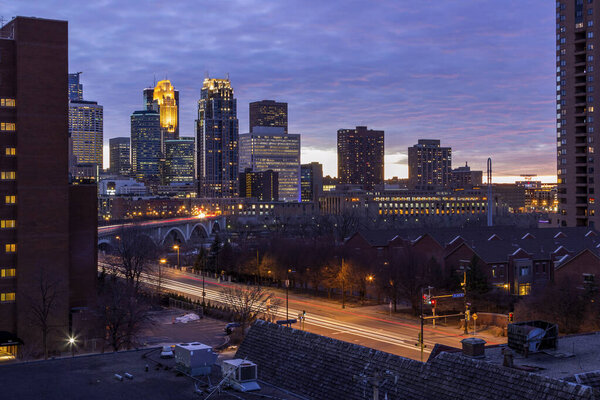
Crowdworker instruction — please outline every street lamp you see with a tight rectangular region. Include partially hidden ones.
[173,245,180,269]
[67,336,76,358]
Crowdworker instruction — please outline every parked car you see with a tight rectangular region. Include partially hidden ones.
[224,322,241,335]
[160,345,174,358]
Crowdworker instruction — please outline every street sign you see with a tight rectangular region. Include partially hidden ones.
[285,279,290,288]
[472,313,478,320]
[276,319,297,325]
[452,293,465,298]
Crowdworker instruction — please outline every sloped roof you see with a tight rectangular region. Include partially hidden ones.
[236,320,594,400]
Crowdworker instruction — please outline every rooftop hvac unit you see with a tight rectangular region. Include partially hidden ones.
[174,342,217,376]
[507,321,558,354]
[221,359,260,392]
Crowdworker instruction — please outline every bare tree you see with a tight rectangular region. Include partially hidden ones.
[95,277,153,351]
[380,247,439,314]
[114,225,157,292]
[28,268,64,359]
[219,284,279,333]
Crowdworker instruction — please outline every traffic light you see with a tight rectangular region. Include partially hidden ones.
[431,298,437,308]
[422,294,430,304]
[508,312,514,323]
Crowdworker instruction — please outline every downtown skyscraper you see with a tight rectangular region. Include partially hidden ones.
[131,110,161,183]
[196,77,239,197]
[68,72,103,173]
[143,80,179,153]
[249,100,288,133]
[239,126,301,202]
[556,1,599,227]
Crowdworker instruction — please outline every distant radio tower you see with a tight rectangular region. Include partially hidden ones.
[487,158,493,227]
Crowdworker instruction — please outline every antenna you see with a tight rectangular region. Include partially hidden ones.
[153,74,156,86]
[204,71,209,79]
[226,72,230,81]
[487,157,493,227]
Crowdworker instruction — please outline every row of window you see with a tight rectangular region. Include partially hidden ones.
[0,122,15,131]
[0,98,15,107]
[0,268,15,278]
[1,172,15,180]
[0,292,15,303]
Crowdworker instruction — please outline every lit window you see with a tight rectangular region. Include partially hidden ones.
[5,244,16,253]
[0,220,15,228]
[5,196,15,204]
[518,284,531,296]
[0,171,16,180]
[5,147,15,156]
[0,292,15,302]
[0,268,15,278]
[0,99,15,107]
[0,122,15,131]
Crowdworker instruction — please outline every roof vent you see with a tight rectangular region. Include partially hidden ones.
[222,359,260,392]
[460,337,486,358]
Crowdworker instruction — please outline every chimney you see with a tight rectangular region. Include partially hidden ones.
[502,348,514,368]
[461,337,486,359]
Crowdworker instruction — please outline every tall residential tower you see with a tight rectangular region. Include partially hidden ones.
[408,139,452,190]
[337,126,384,189]
[556,1,600,227]
[196,77,239,197]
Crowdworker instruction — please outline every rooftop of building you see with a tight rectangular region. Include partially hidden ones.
[351,226,600,262]
[482,332,600,381]
[235,320,594,400]
[0,347,302,400]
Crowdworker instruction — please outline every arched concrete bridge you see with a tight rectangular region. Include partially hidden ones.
[98,215,226,249]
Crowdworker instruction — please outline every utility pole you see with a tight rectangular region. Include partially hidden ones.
[256,249,260,285]
[341,258,346,309]
[420,286,424,362]
[286,272,290,325]
[462,269,469,335]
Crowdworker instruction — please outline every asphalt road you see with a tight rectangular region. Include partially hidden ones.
[153,268,505,361]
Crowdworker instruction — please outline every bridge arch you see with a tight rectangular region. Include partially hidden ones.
[190,223,210,240]
[161,226,186,246]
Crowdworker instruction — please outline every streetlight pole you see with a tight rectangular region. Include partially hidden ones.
[173,245,180,269]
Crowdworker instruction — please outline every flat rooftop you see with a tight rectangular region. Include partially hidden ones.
[0,347,303,400]
[484,332,600,380]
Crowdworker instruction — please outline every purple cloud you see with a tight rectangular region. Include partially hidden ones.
[4,1,556,179]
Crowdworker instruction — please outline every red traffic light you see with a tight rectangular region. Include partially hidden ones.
[431,299,437,307]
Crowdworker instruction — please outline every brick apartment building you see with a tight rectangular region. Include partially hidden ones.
[345,227,600,295]
[0,17,97,359]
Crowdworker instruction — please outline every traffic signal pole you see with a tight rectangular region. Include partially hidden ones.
[420,287,424,362]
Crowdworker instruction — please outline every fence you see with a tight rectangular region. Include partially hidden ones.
[168,297,203,318]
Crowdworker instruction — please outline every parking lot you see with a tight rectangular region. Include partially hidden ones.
[142,308,228,348]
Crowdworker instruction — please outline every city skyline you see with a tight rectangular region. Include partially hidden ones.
[4,1,555,182]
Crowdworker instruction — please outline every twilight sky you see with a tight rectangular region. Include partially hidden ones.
[3,1,555,182]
